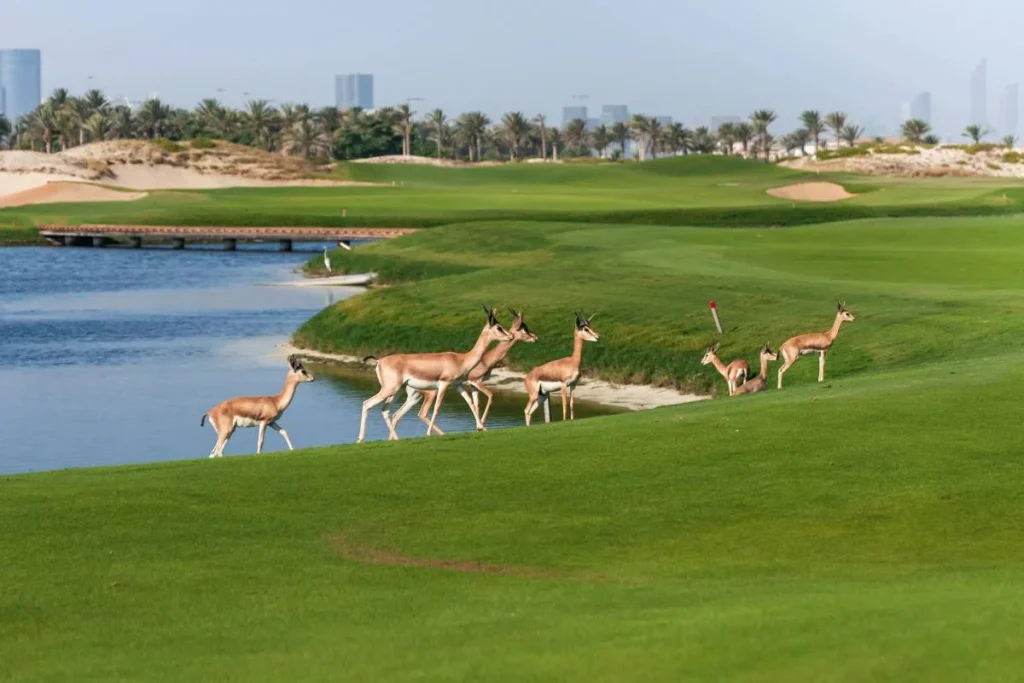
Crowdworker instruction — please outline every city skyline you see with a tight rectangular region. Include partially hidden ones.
[335,73,374,110]
[0,49,42,122]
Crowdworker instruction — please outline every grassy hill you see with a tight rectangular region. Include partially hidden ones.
[4,156,1024,681]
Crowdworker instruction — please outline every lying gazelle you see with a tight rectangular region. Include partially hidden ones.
[524,312,600,426]
[409,308,538,435]
[700,343,749,396]
[732,343,778,395]
[777,301,856,389]
[201,356,314,458]
[358,306,514,443]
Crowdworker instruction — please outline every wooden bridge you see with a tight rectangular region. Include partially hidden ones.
[38,225,417,251]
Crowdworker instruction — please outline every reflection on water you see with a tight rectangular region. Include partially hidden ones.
[0,244,615,475]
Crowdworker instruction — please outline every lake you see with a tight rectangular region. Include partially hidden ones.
[0,243,610,474]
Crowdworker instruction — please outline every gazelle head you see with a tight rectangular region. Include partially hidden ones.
[761,342,778,363]
[507,307,538,342]
[836,301,856,322]
[288,356,315,383]
[482,305,515,342]
[575,312,600,342]
[700,342,721,366]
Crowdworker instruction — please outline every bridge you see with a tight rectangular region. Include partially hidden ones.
[38,225,418,251]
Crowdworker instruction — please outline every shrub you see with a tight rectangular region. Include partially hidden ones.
[191,137,217,150]
[151,138,185,153]
[1001,151,1024,164]
[987,162,1003,171]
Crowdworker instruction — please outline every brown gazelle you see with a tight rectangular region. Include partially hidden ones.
[201,356,314,458]
[733,343,778,395]
[357,306,514,443]
[523,312,600,426]
[405,308,538,435]
[777,302,856,389]
[700,343,749,396]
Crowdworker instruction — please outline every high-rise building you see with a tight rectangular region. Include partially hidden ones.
[655,115,673,126]
[601,105,629,124]
[562,105,587,125]
[970,59,987,126]
[0,49,42,122]
[1001,84,1018,137]
[334,73,373,110]
[901,91,932,123]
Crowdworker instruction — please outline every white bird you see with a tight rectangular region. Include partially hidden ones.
[323,247,332,273]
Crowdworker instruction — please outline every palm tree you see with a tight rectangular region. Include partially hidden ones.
[800,110,824,153]
[611,121,630,158]
[922,134,940,145]
[663,122,691,156]
[65,97,91,146]
[963,124,988,144]
[734,122,754,156]
[548,126,562,162]
[563,117,588,155]
[84,89,109,115]
[110,105,135,139]
[825,111,847,149]
[84,112,112,142]
[789,128,811,155]
[901,118,931,143]
[590,124,613,158]
[427,109,447,158]
[646,117,664,158]
[840,124,864,147]
[500,111,531,161]
[0,114,10,149]
[315,107,341,139]
[455,111,489,161]
[245,100,278,150]
[533,114,548,160]
[750,109,777,159]
[716,122,736,155]
[30,102,58,153]
[393,103,415,157]
[629,114,649,161]
[136,98,170,139]
[1003,134,1017,149]
[285,112,330,158]
[48,88,69,109]
[691,126,716,154]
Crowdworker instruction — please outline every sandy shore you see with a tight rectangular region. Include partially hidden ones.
[277,344,708,411]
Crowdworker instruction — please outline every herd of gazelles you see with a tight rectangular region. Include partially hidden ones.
[202,303,856,456]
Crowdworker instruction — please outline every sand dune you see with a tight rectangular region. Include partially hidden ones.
[766,182,853,202]
[0,181,148,208]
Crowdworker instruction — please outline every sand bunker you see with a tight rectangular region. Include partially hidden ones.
[766,182,853,202]
[0,181,147,208]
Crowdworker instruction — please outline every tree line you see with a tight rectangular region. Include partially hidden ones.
[0,88,1009,161]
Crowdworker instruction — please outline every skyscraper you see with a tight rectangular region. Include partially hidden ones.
[600,105,629,125]
[902,92,932,123]
[1001,84,1018,137]
[334,74,373,110]
[970,59,987,126]
[0,49,42,122]
[562,106,587,125]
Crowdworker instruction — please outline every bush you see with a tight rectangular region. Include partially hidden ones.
[1001,151,1024,164]
[151,138,185,153]
[816,145,870,161]
[191,137,217,150]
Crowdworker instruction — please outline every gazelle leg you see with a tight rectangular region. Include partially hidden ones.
[256,422,268,454]
[358,386,397,444]
[818,351,826,382]
[270,421,294,450]
[474,382,495,429]
[727,380,735,396]
[457,386,484,430]
[214,425,235,457]
[382,394,398,440]
[569,385,576,420]
[210,430,227,458]
[560,384,569,421]
[426,382,449,436]
[416,390,444,435]
[777,356,796,389]
[390,389,424,439]
[525,393,541,426]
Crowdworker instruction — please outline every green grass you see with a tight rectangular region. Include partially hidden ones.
[6,157,1024,680]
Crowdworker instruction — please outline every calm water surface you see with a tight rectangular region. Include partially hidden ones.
[0,244,608,474]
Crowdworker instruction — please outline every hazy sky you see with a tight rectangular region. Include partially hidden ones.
[4,0,1024,137]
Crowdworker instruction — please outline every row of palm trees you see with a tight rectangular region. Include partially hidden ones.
[5,87,968,162]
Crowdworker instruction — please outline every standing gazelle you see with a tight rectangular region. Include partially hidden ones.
[524,313,600,426]
[732,343,778,395]
[201,356,315,458]
[777,302,856,389]
[408,308,538,435]
[700,343,749,396]
[357,306,514,443]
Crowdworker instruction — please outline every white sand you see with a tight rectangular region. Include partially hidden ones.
[766,182,853,202]
[277,344,707,412]
[0,181,147,208]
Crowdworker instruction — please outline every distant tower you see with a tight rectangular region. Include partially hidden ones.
[0,49,42,121]
[335,74,373,110]
[562,105,587,125]
[1001,84,1018,138]
[970,59,987,127]
[903,92,932,124]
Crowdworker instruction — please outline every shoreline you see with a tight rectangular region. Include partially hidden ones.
[276,343,708,412]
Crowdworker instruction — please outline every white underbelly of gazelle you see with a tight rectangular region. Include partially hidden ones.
[406,378,442,391]
[539,380,576,394]
[233,416,261,428]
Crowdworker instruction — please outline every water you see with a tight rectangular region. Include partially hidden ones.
[0,244,611,474]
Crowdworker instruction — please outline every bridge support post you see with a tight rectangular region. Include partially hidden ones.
[91,236,106,248]
[278,239,293,252]
[171,238,186,250]
[129,236,142,249]
[224,238,237,251]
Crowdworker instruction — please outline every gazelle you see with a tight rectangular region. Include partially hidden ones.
[407,308,538,435]
[524,313,600,426]
[777,301,856,389]
[700,343,749,396]
[733,343,778,395]
[357,306,514,443]
[201,356,314,458]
